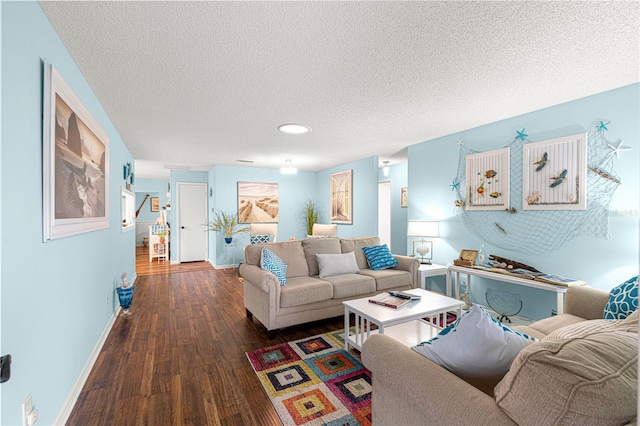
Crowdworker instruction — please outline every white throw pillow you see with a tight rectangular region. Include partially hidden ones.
[316,252,359,278]
[412,304,537,377]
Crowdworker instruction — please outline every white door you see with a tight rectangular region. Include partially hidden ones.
[177,182,208,262]
[378,181,392,247]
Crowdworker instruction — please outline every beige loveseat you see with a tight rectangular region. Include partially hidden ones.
[362,286,638,425]
[240,237,419,336]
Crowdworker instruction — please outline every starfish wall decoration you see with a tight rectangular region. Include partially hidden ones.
[515,128,528,141]
[450,180,460,191]
[607,140,631,160]
[597,120,610,132]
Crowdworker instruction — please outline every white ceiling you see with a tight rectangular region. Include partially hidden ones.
[39,1,639,179]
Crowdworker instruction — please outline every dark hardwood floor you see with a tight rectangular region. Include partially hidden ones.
[66,248,344,425]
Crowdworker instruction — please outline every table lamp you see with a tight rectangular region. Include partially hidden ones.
[407,220,439,264]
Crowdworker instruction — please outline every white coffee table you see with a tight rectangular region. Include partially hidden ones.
[342,288,464,351]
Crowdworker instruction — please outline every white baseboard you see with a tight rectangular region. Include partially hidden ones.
[53,275,137,424]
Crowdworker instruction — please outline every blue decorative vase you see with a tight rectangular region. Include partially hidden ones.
[116,286,135,316]
[224,237,233,244]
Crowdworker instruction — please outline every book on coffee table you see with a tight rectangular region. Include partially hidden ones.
[368,293,411,309]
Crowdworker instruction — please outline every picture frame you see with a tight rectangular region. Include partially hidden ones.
[150,197,160,212]
[330,170,352,224]
[522,133,588,210]
[400,187,408,207]
[465,147,510,211]
[121,187,135,233]
[237,181,279,223]
[43,63,109,240]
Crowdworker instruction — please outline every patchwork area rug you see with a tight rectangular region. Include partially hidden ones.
[246,329,372,426]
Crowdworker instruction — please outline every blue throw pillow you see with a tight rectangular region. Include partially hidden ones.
[361,244,398,270]
[260,247,287,285]
[604,275,638,319]
[250,234,273,244]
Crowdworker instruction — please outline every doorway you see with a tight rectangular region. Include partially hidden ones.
[177,182,208,262]
[378,181,392,247]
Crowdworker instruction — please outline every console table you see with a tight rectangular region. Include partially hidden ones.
[446,263,586,315]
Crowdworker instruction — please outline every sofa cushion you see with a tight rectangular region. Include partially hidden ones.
[245,240,310,277]
[528,313,586,336]
[358,268,413,291]
[362,244,399,270]
[316,252,359,278]
[495,330,638,426]
[604,275,638,320]
[321,274,376,299]
[279,276,333,307]
[340,237,381,270]
[545,315,637,341]
[412,304,537,377]
[302,237,342,276]
[260,247,287,285]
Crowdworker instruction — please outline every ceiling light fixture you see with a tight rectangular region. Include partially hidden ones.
[280,159,298,175]
[164,164,191,170]
[382,161,390,177]
[278,124,311,135]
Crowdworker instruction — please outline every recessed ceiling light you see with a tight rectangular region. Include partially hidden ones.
[278,124,311,135]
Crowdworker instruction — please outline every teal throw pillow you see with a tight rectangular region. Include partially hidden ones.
[250,234,273,244]
[604,275,638,319]
[361,244,398,270]
[260,247,287,285]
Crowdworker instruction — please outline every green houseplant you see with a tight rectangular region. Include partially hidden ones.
[207,209,249,243]
[300,199,322,236]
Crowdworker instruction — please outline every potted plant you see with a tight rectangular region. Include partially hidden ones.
[207,209,249,243]
[156,229,167,244]
[300,199,322,236]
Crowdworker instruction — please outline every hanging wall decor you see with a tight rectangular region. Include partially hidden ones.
[330,170,353,224]
[400,187,408,207]
[465,148,510,211]
[522,133,587,210]
[43,63,109,240]
[237,181,279,223]
[451,120,623,255]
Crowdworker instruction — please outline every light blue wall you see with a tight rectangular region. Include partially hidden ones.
[135,177,169,222]
[379,162,409,255]
[408,84,639,320]
[316,157,379,239]
[210,165,318,266]
[1,2,135,424]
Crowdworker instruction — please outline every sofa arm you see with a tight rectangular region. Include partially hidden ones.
[239,263,279,293]
[392,255,420,288]
[362,334,516,426]
[564,286,609,319]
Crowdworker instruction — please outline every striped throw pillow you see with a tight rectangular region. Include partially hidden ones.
[361,244,398,270]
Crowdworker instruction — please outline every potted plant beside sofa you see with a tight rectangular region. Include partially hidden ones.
[207,209,248,243]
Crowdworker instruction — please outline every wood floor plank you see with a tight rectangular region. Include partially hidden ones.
[66,250,345,425]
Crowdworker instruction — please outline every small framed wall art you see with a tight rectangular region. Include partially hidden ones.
[522,133,587,210]
[400,187,408,207]
[465,147,510,211]
[150,197,160,212]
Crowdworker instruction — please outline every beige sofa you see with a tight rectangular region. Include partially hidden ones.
[240,237,419,336]
[362,286,638,425]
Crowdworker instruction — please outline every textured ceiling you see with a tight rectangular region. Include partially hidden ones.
[39,1,639,179]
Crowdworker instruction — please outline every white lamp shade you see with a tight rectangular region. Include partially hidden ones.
[407,220,439,237]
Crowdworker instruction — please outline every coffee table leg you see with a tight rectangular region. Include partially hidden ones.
[344,306,350,351]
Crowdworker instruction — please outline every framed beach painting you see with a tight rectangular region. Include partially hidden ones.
[237,181,279,223]
[150,197,160,212]
[43,63,109,240]
[465,148,510,211]
[330,170,352,224]
[522,133,587,210]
